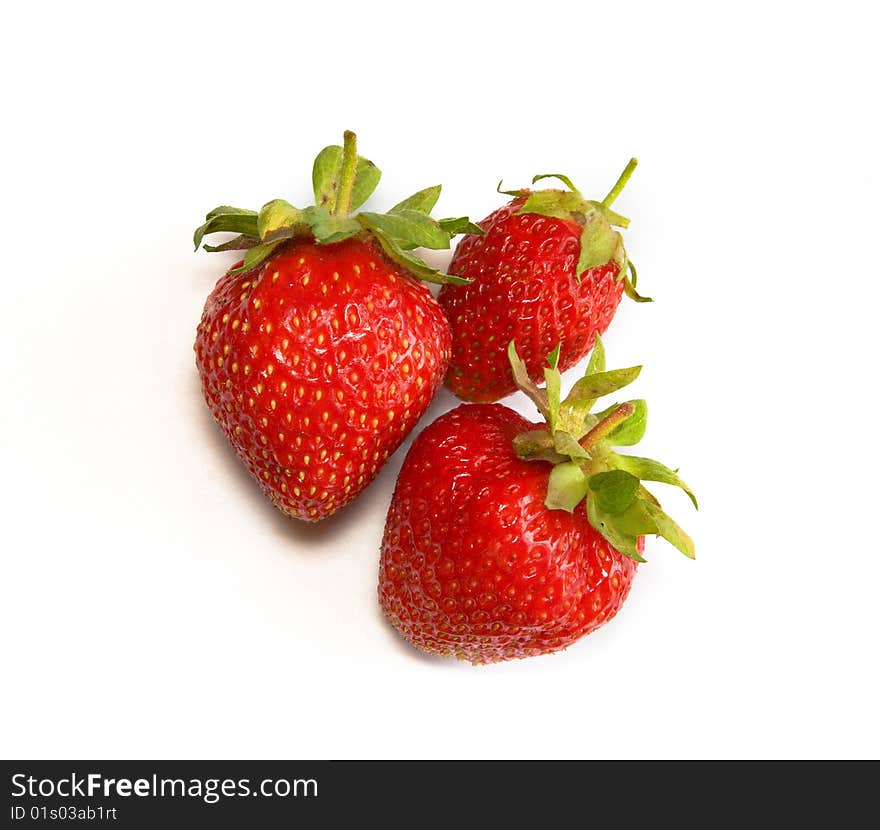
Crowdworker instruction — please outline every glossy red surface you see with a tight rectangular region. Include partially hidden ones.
[440,200,624,402]
[196,238,451,521]
[379,404,639,663]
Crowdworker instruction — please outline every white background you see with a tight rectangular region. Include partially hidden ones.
[2,1,877,760]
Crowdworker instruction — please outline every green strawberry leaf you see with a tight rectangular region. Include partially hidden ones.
[552,430,590,461]
[591,200,630,229]
[193,208,259,251]
[438,216,484,236]
[257,199,303,243]
[312,144,381,213]
[610,454,698,509]
[309,208,362,245]
[350,155,381,211]
[628,258,640,288]
[390,185,442,215]
[513,429,567,464]
[562,365,642,424]
[368,229,468,286]
[613,497,661,536]
[623,261,652,302]
[643,501,696,559]
[497,180,528,197]
[586,497,645,562]
[507,341,551,420]
[592,399,648,446]
[546,461,590,512]
[586,335,606,376]
[312,145,344,211]
[531,173,580,192]
[636,484,661,508]
[518,189,586,220]
[577,212,620,276]
[202,234,259,253]
[227,241,280,275]
[544,367,562,433]
[359,210,449,250]
[595,494,695,559]
[198,132,479,291]
[501,336,695,563]
[587,470,640,514]
[204,205,258,220]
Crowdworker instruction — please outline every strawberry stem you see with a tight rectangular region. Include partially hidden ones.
[580,403,635,451]
[333,130,358,218]
[602,158,638,208]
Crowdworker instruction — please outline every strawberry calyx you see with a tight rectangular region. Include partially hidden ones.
[498,159,649,302]
[508,338,696,561]
[193,130,481,285]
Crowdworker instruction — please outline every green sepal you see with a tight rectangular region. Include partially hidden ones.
[254,202,362,247]
[577,211,621,277]
[543,345,562,432]
[257,199,304,243]
[197,132,490,287]
[193,208,259,251]
[350,156,382,212]
[587,497,645,562]
[592,399,648,446]
[312,145,344,211]
[505,339,696,562]
[637,484,662,508]
[390,185,441,215]
[589,491,696,561]
[312,145,381,213]
[643,501,696,559]
[385,187,482,241]
[623,260,652,302]
[438,216,484,236]
[518,189,586,221]
[358,210,450,250]
[247,200,366,248]
[202,234,259,253]
[562,365,642,425]
[531,173,580,192]
[628,258,641,288]
[613,494,695,559]
[227,241,280,275]
[587,470,640,514]
[205,205,258,221]
[513,429,567,464]
[507,341,551,420]
[552,430,590,460]
[309,209,362,245]
[544,366,562,432]
[546,462,590,512]
[596,205,630,229]
[609,454,699,509]
[369,229,468,286]
[496,159,640,288]
[497,180,527,198]
[585,335,606,376]
[613,497,662,535]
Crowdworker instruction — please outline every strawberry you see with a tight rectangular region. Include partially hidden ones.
[194,131,479,522]
[379,338,696,663]
[439,162,649,402]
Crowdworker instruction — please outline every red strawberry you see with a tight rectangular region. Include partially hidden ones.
[439,162,648,402]
[379,339,696,663]
[194,131,477,521]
